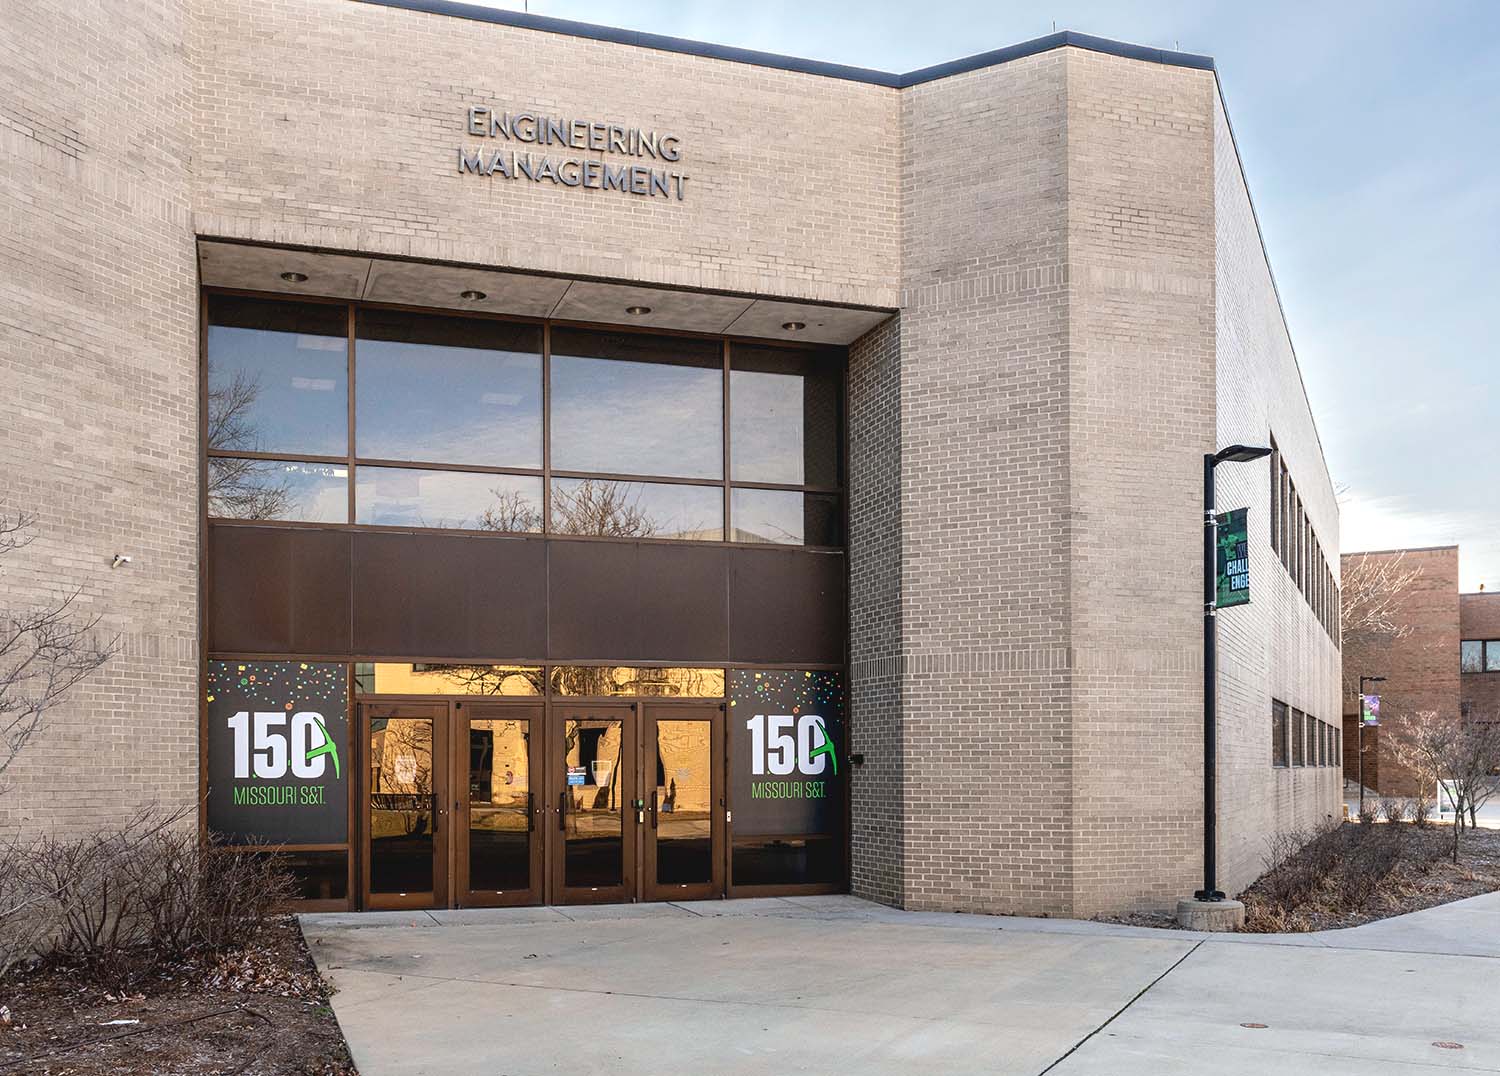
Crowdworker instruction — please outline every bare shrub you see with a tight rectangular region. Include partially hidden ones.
[1411,799,1433,828]
[1,812,295,990]
[1334,825,1404,909]
[1357,800,1379,826]
[1379,797,1408,824]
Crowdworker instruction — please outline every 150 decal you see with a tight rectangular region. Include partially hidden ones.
[226,711,342,781]
[743,713,837,777]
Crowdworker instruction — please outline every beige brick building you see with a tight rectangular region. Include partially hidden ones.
[0,0,1340,915]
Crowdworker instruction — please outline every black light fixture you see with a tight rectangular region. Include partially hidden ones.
[460,289,487,301]
[1214,444,1273,464]
[626,305,651,315]
[781,321,807,331]
[280,271,308,283]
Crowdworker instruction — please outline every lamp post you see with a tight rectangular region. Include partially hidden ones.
[1196,444,1273,904]
[1356,674,1386,819]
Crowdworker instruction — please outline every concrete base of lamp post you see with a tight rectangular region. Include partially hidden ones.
[1176,897,1245,931]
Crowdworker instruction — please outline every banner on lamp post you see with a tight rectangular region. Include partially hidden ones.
[1360,693,1381,726]
[1215,508,1251,608]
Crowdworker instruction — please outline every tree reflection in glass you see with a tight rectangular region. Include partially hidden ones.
[550,478,720,541]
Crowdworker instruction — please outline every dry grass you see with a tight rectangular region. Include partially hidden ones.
[1240,823,1500,932]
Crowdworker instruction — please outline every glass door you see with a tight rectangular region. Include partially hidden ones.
[361,701,448,910]
[643,706,724,901]
[550,705,636,904]
[455,702,543,906]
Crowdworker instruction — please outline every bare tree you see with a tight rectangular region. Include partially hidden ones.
[551,479,660,538]
[476,487,545,534]
[1388,710,1500,862]
[0,511,117,780]
[1340,550,1420,693]
[205,368,292,520]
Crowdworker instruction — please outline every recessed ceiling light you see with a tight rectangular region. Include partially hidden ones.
[279,271,308,283]
[626,305,652,316]
[460,289,487,301]
[781,321,807,331]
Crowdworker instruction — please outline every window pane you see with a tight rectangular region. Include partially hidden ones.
[1462,640,1483,672]
[273,850,348,902]
[207,458,347,522]
[1272,701,1288,767]
[206,295,347,456]
[550,667,725,697]
[355,663,544,695]
[355,310,541,468]
[550,329,722,479]
[730,346,841,486]
[732,836,840,887]
[1487,642,1500,673]
[730,488,841,546]
[356,467,542,531]
[1291,710,1305,766]
[550,478,721,541]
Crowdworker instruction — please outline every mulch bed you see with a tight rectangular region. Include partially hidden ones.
[0,918,355,1075]
[1095,824,1500,933]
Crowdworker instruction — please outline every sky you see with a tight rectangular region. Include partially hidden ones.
[471,0,1500,590]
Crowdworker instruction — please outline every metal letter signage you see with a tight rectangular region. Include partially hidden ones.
[729,670,845,837]
[457,106,689,201]
[1215,508,1251,608]
[205,661,349,845]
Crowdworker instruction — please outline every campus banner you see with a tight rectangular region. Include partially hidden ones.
[729,669,845,837]
[1216,507,1251,608]
[205,661,349,845]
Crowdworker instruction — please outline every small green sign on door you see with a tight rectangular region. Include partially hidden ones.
[1216,508,1251,608]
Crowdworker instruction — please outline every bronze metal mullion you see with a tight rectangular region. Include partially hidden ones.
[722,338,731,541]
[206,449,350,465]
[346,304,356,524]
[542,322,551,533]
[548,469,728,489]
[353,457,544,478]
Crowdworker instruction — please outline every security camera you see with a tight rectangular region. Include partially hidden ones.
[111,554,132,569]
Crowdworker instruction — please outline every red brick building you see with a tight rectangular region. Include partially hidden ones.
[1341,546,1498,796]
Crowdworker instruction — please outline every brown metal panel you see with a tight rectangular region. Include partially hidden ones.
[459,536,548,657]
[728,548,846,665]
[345,528,405,654]
[547,539,639,659]
[634,543,728,661]
[289,528,353,654]
[207,524,293,653]
[353,531,547,659]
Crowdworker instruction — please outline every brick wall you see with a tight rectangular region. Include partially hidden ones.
[0,1,199,834]
[1459,592,1500,721]
[1213,93,1343,890]
[191,0,901,308]
[897,52,1074,914]
[1340,547,1460,796]
[1064,51,1217,914]
[847,315,904,905]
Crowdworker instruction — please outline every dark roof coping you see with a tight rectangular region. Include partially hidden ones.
[354,1,1214,85]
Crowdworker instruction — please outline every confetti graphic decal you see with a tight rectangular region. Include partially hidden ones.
[205,660,349,846]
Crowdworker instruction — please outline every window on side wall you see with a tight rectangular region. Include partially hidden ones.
[1272,700,1289,767]
[1291,709,1305,766]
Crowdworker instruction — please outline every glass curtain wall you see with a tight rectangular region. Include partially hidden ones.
[205,295,843,547]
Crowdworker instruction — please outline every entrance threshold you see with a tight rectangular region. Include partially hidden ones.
[302,894,851,929]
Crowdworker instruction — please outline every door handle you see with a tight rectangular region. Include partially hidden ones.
[558,790,566,831]
[430,793,439,835]
[527,791,535,833]
[650,790,658,829]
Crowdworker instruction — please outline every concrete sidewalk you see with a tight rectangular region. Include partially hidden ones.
[302,893,1500,1075]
